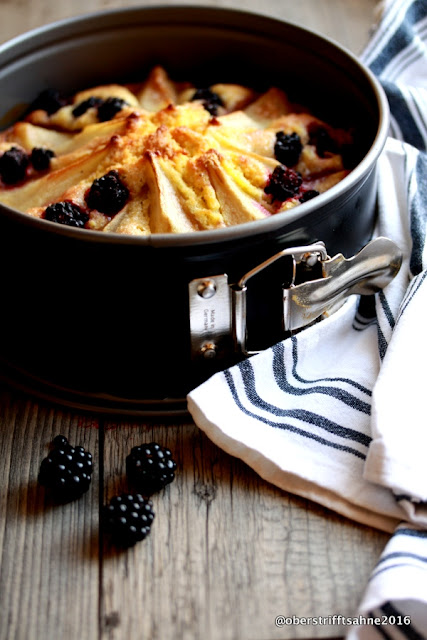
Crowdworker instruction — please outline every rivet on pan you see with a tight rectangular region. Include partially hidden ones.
[197,279,217,299]
[305,252,321,267]
[200,342,217,359]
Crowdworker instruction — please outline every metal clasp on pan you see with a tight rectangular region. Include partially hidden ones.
[188,237,402,361]
[188,274,234,361]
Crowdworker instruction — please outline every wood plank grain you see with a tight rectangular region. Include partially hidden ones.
[0,0,377,55]
[0,390,100,640]
[100,420,388,640]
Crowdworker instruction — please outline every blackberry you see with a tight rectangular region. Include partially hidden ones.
[97,97,128,122]
[104,494,155,547]
[264,166,302,202]
[0,147,29,184]
[38,434,93,502]
[126,442,177,495]
[44,201,89,228]
[299,189,320,203]
[72,97,104,118]
[85,170,129,216]
[29,88,67,115]
[308,125,338,157]
[191,87,224,116]
[30,147,55,171]
[274,131,303,167]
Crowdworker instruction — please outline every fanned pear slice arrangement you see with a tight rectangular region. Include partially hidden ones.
[0,65,354,234]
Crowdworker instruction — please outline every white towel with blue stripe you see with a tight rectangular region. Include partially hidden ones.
[188,0,427,637]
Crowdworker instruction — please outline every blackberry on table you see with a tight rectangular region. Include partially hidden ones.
[72,97,103,118]
[103,494,155,547]
[38,434,93,502]
[30,147,55,171]
[0,147,29,184]
[29,88,67,115]
[97,97,128,122]
[191,87,224,116]
[126,442,177,495]
[264,165,302,202]
[44,201,89,228]
[274,131,303,167]
[85,170,129,216]
[299,189,320,203]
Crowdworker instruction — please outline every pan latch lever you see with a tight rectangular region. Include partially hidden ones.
[188,237,402,362]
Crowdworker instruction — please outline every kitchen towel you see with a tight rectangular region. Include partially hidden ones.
[187,0,427,637]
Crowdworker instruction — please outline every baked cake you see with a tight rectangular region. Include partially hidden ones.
[0,66,353,234]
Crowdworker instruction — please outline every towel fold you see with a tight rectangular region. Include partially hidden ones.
[188,0,427,637]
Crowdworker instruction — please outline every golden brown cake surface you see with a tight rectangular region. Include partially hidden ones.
[0,66,353,234]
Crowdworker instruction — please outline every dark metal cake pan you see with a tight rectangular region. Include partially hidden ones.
[0,6,389,415]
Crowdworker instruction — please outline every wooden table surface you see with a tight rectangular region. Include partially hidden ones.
[0,1,390,639]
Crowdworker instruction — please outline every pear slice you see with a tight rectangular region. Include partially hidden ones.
[102,195,151,235]
[215,110,259,130]
[208,126,278,168]
[156,154,224,231]
[296,145,344,179]
[56,118,128,155]
[145,152,195,233]
[210,84,257,112]
[0,122,73,153]
[137,66,177,112]
[304,169,349,193]
[209,110,280,158]
[203,149,270,226]
[244,88,293,125]
[0,146,110,210]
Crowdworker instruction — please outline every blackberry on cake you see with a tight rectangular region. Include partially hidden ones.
[264,166,303,202]
[0,147,29,184]
[274,131,303,167]
[44,201,89,227]
[30,147,55,171]
[85,170,129,216]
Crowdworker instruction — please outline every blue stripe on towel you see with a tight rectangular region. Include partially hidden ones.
[367,610,394,639]
[289,337,372,395]
[369,1,427,76]
[382,81,426,150]
[377,323,389,360]
[235,357,372,446]
[410,152,427,274]
[398,271,427,320]
[224,369,368,459]
[370,558,427,582]
[395,527,427,539]
[379,291,396,329]
[376,551,427,569]
[271,342,372,414]
[381,602,425,640]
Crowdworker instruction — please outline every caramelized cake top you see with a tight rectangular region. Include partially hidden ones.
[0,66,353,234]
